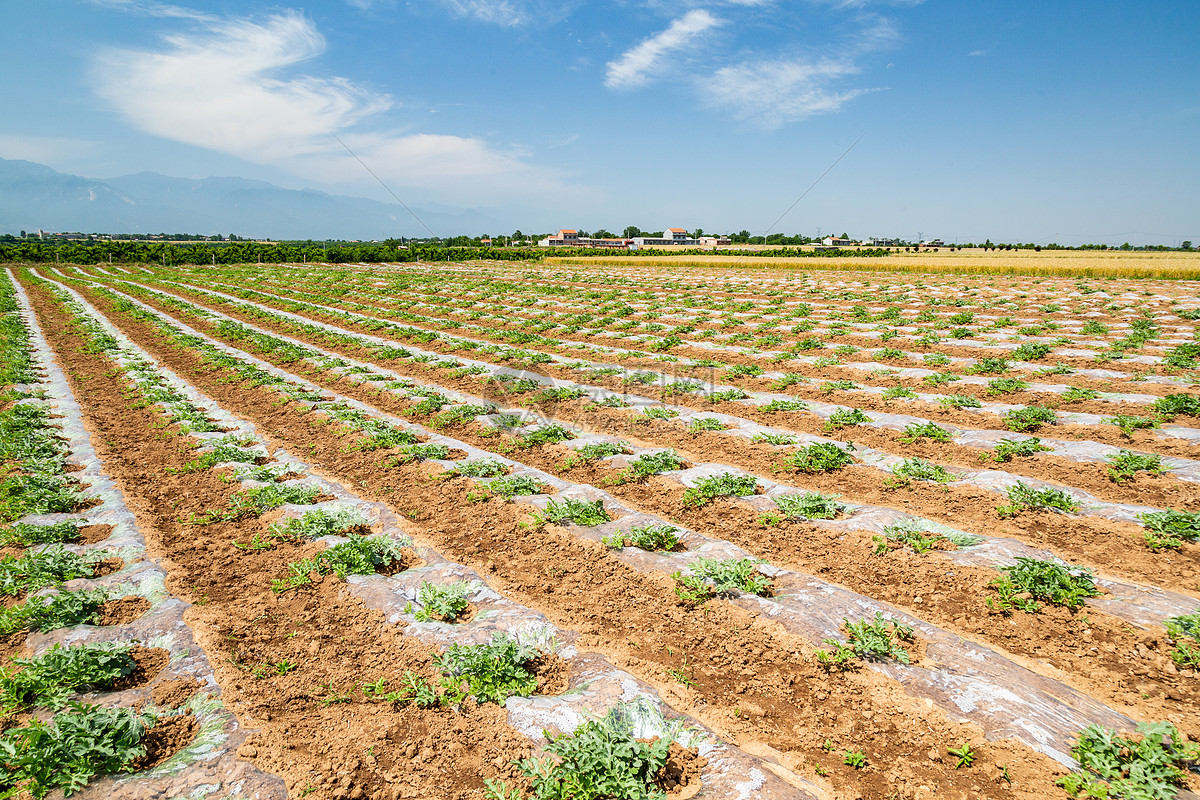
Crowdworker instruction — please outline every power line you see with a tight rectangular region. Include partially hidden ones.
[763,129,868,238]
[329,132,436,239]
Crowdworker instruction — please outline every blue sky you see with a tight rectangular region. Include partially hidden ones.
[2,0,1198,244]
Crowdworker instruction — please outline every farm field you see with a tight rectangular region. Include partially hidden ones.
[2,258,1199,800]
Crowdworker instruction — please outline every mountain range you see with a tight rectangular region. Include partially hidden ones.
[0,158,514,240]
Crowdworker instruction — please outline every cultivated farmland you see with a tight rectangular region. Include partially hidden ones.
[2,258,1199,800]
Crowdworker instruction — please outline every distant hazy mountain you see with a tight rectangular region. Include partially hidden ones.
[0,158,509,240]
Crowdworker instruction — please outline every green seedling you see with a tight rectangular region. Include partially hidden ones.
[486,475,543,499]
[987,437,1052,462]
[575,442,630,461]
[1061,386,1099,403]
[534,497,610,527]
[891,458,956,484]
[987,556,1100,614]
[640,406,679,421]
[1153,393,1200,420]
[843,750,868,769]
[1138,508,1200,550]
[452,459,509,478]
[686,417,725,433]
[948,741,975,769]
[986,377,1030,396]
[968,357,1010,375]
[0,521,84,547]
[997,482,1080,516]
[781,442,854,473]
[0,587,111,637]
[752,432,797,446]
[1105,449,1165,482]
[899,422,952,443]
[1165,612,1200,669]
[412,581,472,623]
[436,633,544,705]
[272,535,408,593]
[775,492,844,520]
[824,408,870,430]
[1003,406,1056,432]
[709,389,749,403]
[681,473,758,508]
[672,557,771,606]
[0,701,157,799]
[1058,721,1199,800]
[881,386,917,401]
[603,525,683,552]
[937,394,982,410]
[627,450,685,478]
[1103,414,1159,438]
[0,546,108,597]
[0,642,138,714]
[264,507,370,543]
[760,398,808,412]
[193,483,321,524]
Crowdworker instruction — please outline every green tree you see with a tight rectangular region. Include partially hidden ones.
[623,226,642,238]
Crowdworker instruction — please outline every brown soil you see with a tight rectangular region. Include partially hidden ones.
[90,556,125,578]
[528,652,571,696]
[78,524,115,545]
[128,712,199,771]
[150,677,202,708]
[653,740,706,798]
[113,646,172,690]
[97,595,151,626]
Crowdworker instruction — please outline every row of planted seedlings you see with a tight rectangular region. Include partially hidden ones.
[26,268,819,800]
[158,262,1200,400]
[132,266,1200,464]
[48,269,1200,798]
[86,270,1200,575]
[259,260,1200,378]
[0,269,290,800]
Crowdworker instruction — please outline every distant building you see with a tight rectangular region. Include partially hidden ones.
[822,236,854,247]
[869,237,900,247]
[540,226,706,249]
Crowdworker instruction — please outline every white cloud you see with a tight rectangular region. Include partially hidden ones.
[605,10,723,90]
[92,10,576,202]
[704,58,873,128]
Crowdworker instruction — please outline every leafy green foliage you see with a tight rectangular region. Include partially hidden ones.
[873,520,979,555]
[413,581,472,623]
[673,557,771,605]
[1106,449,1165,482]
[0,642,137,713]
[194,483,321,524]
[518,702,675,800]
[452,459,509,478]
[1152,393,1200,420]
[988,557,1099,614]
[0,546,105,596]
[263,507,369,543]
[603,525,683,552]
[1165,612,1200,669]
[1058,721,1199,800]
[0,521,84,547]
[760,398,808,412]
[685,417,725,433]
[640,407,678,421]
[937,394,982,410]
[891,458,956,484]
[1012,342,1052,361]
[817,613,914,668]
[486,475,543,499]
[0,588,111,637]
[628,451,684,478]
[1061,387,1099,403]
[824,408,870,430]
[775,492,844,520]
[881,386,916,401]
[783,442,854,473]
[681,473,758,508]
[751,432,797,446]
[272,535,408,593]
[1139,509,1200,550]
[575,442,630,461]
[535,497,610,527]
[967,357,1010,375]
[820,379,857,394]
[1103,414,1159,438]
[1003,405,1056,432]
[997,482,1080,516]
[436,634,542,705]
[898,422,952,443]
[0,702,156,799]
[988,437,1052,462]
[707,388,748,403]
[986,377,1030,395]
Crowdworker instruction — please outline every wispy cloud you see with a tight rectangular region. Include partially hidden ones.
[704,58,872,127]
[91,9,577,201]
[605,10,723,90]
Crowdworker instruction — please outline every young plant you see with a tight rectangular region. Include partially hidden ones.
[1153,393,1200,420]
[575,442,630,461]
[881,386,916,401]
[263,506,369,544]
[775,492,844,521]
[673,556,771,605]
[0,702,157,798]
[988,557,1100,614]
[452,459,509,478]
[1061,386,1099,403]
[782,442,854,473]
[752,432,797,446]
[627,450,684,478]
[681,473,758,508]
[412,581,473,623]
[898,422,952,444]
[967,357,1010,375]
[603,524,683,552]
[760,399,808,412]
[1003,406,1056,432]
[1165,612,1200,669]
[817,613,914,666]
[0,588,111,637]
[535,497,611,527]
[997,482,1080,516]
[987,437,1052,462]
[0,521,84,547]
[272,535,408,593]
[435,633,543,705]
[1105,449,1165,482]
[1138,508,1200,550]
[486,475,544,499]
[1103,414,1159,439]
[195,483,321,524]
[824,408,870,430]
[937,394,982,410]
[1058,721,1199,800]
[985,377,1030,396]
[0,642,138,713]
[0,546,107,597]
[891,458,956,484]
[686,417,726,433]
